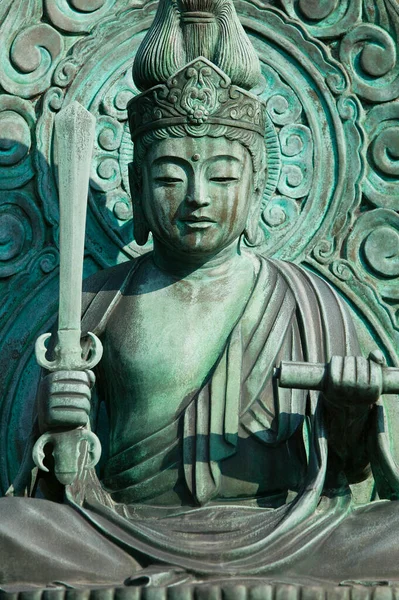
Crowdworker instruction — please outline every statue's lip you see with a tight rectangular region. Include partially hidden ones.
[181,215,216,223]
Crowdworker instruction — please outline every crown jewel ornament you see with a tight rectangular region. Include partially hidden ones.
[128,57,266,140]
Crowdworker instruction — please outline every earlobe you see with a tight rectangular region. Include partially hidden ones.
[243,207,261,246]
[243,186,263,247]
[128,163,150,246]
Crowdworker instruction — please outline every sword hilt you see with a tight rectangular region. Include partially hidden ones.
[32,428,101,486]
[35,330,103,372]
[34,330,103,485]
[276,360,399,394]
[33,103,101,487]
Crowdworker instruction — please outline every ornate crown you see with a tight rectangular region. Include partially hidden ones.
[127,57,266,140]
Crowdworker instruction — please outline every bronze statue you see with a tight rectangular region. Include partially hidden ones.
[1,0,399,590]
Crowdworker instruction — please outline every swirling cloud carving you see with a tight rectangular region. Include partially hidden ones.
[363,101,399,210]
[0,0,63,98]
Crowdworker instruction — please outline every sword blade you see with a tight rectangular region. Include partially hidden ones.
[55,102,96,333]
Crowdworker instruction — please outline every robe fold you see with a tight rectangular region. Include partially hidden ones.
[65,254,397,576]
[81,253,362,509]
[3,253,399,588]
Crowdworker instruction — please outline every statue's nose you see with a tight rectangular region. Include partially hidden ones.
[186,178,210,207]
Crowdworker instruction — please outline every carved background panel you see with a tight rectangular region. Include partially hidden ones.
[0,0,398,494]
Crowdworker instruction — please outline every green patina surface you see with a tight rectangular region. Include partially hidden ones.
[0,0,399,590]
[1,0,399,491]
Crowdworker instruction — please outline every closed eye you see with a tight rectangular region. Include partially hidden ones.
[154,177,184,184]
[209,177,240,183]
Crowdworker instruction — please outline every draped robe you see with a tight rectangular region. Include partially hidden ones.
[81,252,364,509]
[2,253,399,588]
[65,254,399,576]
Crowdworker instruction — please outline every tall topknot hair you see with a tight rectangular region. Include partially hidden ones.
[133,0,261,92]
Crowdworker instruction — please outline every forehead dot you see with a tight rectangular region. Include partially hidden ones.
[192,153,200,162]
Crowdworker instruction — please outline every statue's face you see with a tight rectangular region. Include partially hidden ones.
[140,136,254,255]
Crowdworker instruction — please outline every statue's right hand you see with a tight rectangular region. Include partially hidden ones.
[38,370,94,433]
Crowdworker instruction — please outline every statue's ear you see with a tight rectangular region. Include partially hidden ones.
[243,200,262,246]
[128,162,150,246]
[243,172,265,247]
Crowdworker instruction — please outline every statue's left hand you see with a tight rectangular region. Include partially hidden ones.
[324,352,384,407]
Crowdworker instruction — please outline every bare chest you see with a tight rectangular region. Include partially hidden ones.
[100,276,252,452]
[106,291,234,397]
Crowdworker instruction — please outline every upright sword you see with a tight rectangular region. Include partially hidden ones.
[33,102,103,485]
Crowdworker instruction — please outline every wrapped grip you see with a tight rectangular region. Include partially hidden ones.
[276,360,399,394]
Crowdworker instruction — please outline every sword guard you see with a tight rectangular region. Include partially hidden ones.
[83,331,103,370]
[35,333,53,370]
[35,330,103,372]
[32,428,102,486]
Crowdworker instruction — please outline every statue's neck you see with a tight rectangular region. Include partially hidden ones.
[152,237,247,280]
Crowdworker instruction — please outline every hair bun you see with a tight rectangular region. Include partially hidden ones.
[133,0,261,92]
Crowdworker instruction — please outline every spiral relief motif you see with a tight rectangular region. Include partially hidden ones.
[346,209,399,300]
[38,248,60,275]
[91,157,122,192]
[32,3,363,265]
[363,101,399,210]
[44,0,116,34]
[1,0,398,487]
[96,116,123,152]
[312,239,336,264]
[0,0,63,98]
[277,124,313,199]
[364,227,399,279]
[340,24,399,102]
[0,97,35,190]
[262,196,299,229]
[101,71,137,121]
[331,259,353,282]
[281,0,361,38]
[0,192,45,278]
[261,65,302,126]
[110,191,133,222]
[53,60,79,89]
